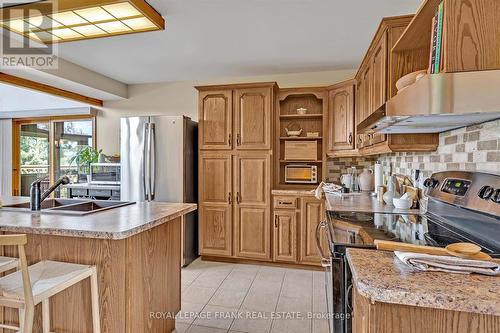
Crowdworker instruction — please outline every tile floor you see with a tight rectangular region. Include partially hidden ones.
[174,259,329,333]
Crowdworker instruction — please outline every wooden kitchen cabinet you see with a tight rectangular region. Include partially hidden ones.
[354,16,439,155]
[199,152,233,256]
[299,197,328,265]
[233,152,271,260]
[198,90,233,150]
[352,286,499,333]
[327,80,356,155]
[234,87,272,150]
[273,210,297,262]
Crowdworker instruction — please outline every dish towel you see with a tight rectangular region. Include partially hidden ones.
[395,251,500,276]
[314,182,343,199]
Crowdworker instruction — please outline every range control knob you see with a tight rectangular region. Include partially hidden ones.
[424,178,439,189]
[491,189,500,204]
[478,186,495,200]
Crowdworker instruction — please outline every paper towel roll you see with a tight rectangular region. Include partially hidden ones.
[374,161,383,189]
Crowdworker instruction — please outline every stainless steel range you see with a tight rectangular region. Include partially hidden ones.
[316,171,500,333]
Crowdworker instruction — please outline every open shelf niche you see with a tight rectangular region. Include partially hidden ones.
[274,88,327,189]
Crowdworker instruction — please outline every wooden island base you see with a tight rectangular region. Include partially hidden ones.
[0,217,181,333]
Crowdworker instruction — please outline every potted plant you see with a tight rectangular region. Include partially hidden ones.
[69,146,102,183]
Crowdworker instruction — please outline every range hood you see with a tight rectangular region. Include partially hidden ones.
[357,70,500,134]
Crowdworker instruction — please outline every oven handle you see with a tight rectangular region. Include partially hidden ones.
[316,220,332,268]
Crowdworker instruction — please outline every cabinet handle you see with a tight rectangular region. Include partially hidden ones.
[228,192,232,204]
[236,192,241,204]
[236,134,241,146]
[348,133,353,144]
[349,231,356,244]
[278,201,293,205]
[228,134,232,145]
[274,215,278,228]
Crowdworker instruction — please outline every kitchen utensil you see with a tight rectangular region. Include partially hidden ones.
[296,108,307,115]
[358,168,374,191]
[340,174,353,190]
[377,185,386,203]
[374,240,492,261]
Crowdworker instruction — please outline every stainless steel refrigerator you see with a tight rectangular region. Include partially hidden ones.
[120,115,198,266]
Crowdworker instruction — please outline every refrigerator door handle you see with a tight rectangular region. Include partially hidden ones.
[149,123,156,200]
[143,122,150,199]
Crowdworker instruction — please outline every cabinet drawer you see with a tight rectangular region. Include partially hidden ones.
[273,196,297,209]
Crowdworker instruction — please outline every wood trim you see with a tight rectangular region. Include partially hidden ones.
[0,73,103,107]
[195,82,278,91]
[11,115,96,196]
[200,255,323,271]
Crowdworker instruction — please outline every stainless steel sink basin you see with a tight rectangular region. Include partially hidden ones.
[2,199,135,216]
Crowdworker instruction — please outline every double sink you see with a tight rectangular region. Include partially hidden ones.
[2,199,135,216]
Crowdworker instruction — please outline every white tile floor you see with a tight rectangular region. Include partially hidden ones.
[175,259,329,333]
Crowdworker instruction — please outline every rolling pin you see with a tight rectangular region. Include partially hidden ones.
[374,240,448,256]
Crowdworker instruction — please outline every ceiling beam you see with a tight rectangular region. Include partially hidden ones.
[0,72,103,106]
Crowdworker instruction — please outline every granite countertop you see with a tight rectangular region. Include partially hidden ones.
[347,248,500,315]
[0,197,197,240]
[62,183,121,191]
[271,189,316,197]
[325,192,422,214]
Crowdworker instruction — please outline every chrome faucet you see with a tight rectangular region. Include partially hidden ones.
[30,176,70,211]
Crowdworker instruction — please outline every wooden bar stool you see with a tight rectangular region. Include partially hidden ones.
[0,235,101,333]
[0,256,19,274]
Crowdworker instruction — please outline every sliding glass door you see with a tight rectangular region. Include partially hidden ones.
[12,116,95,197]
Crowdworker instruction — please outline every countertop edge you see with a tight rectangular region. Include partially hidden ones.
[0,203,197,240]
[346,249,500,316]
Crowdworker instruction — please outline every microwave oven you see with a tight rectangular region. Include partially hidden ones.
[285,165,318,184]
[89,163,121,184]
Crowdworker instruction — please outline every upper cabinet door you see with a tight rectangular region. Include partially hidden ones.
[199,90,233,150]
[371,33,387,112]
[328,85,355,152]
[234,87,272,150]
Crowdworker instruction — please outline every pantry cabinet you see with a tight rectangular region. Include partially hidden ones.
[233,152,271,260]
[327,81,355,155]
[198,90,233,150]
[234,87,272,150]
[198,152,233,256]
[197,83,276,261]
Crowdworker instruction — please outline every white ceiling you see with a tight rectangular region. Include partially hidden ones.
[55,0,422,84]
[0,83,86,111]
[2,0,422,85]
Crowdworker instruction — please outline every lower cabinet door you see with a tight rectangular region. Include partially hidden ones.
[199,205,232,257]
[300,197,327,265]
[234,206,271,260]
[273,210,297,263]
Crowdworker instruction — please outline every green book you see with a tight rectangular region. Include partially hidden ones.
[435,2,444,74]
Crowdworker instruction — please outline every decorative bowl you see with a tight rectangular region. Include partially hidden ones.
[296,108,308,115]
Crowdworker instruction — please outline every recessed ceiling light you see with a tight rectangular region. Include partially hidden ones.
[96,21,131,34]
[50,11,87,26]
[74,7,114,23]
[72,24,106,37]
[103,3,142,19]
[122,17,156,30]
[0,0,165,44]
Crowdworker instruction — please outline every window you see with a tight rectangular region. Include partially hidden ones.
[12,116,95,197]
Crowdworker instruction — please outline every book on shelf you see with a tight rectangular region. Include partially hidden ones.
[429,1,444,74]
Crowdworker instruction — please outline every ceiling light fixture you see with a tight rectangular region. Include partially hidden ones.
[0,0,165,44]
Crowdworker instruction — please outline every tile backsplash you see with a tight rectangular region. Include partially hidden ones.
[327,119,500,182]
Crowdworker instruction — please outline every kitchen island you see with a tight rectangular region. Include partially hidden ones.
[0,197,197,333]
